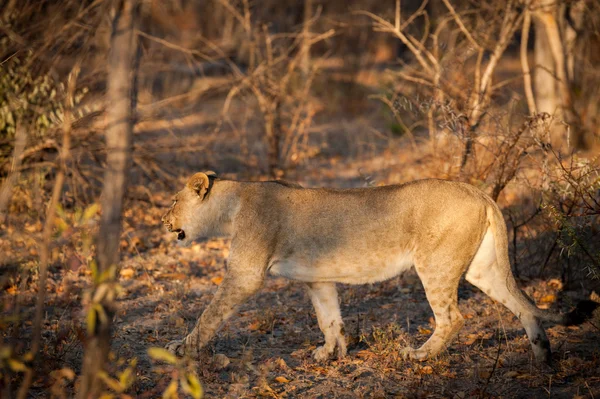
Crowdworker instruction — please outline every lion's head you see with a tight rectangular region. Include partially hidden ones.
[161,171,218,245]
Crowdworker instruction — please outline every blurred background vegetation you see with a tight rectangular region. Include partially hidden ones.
[0,0,599,397]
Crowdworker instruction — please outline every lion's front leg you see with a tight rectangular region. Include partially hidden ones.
[306,282,347,361]
[166,273,264,357]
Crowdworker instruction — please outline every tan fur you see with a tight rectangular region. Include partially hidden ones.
[161,172,575,363]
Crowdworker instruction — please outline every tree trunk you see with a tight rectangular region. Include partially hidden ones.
[78,0,138,397]
[533,11,560,118]
[532,0,583,149]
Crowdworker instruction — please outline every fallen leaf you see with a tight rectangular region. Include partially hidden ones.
[516,373,531,379]
[540,294,556,304]
[356,350,376,359]
[120,268,135,279]
[548,279,563,290]
[418,326,432,335]
[248,321,261,331]
[24,223,38,233]
[419,365,433,375]
[157,273,187,281]
[276,358,289,370]
[478,370,491,379]
[275,376,290,383]
[463,334,479,345]
[211,276,224,285]
[290,349,304,358]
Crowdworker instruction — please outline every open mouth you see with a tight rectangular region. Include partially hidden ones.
[175,229,186,240]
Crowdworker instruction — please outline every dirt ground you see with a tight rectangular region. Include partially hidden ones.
[4,153,599,398]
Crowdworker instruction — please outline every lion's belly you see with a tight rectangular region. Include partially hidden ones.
[268,250,414,284]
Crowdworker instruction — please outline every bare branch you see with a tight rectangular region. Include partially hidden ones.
[0,125,27,223]
[521,9,537,113]
[355,9,435,75]
[441,0,481,50]
[17,61,80,399]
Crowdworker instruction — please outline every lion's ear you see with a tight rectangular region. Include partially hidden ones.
[187,172,215,199]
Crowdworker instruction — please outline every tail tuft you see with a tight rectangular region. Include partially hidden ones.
[563,300,600,326]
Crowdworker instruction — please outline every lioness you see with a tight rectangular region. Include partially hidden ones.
[162,171,596,363]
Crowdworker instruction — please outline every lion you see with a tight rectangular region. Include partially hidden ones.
[161,171,597,363]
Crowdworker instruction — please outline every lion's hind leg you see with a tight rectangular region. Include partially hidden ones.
[402,267,465,361]
[465,228,551,363]
[466,261,551,363]
[305,282,347,361]
[402,248,471,361]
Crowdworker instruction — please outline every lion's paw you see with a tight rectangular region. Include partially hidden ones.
[312,346,333,362]
[165,339,186,357]
[400,347,428,361]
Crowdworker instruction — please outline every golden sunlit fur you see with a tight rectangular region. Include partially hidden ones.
[161,172,595,363]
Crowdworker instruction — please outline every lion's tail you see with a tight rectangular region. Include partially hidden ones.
[487,201,598,326]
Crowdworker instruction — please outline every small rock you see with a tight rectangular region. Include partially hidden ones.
[213,353,230,370]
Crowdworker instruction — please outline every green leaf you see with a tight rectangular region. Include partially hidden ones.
[162,380,178,399]
[119,367,134,389]
[148,347,178,365]
[89,259,99,284]
[81,203,99,222]
[98,265,117,283]
[86,306,96,334]
[97,370,122,392]
[50,367,75,381]
[8,358,28,372]
[181,373,203,399]
[54,217,69,233]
